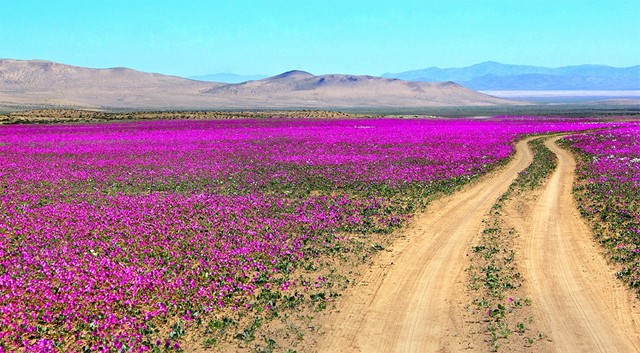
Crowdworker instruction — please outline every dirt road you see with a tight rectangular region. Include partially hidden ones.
[513,137,640,352]
[318,136,640,353]
[317,138,536,353]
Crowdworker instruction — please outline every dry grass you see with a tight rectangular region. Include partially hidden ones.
[1,109,365,124]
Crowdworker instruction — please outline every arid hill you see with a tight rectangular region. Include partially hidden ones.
[0,59,519,110]
[201,70,516,107]
[0,59,215,109]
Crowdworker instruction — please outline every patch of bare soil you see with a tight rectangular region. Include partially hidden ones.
[506,137,640,352]
[316,138,535,352]
[464,184,553,352]
[317,136,640,353]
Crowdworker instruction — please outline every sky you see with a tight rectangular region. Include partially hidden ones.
[1,0,639,77]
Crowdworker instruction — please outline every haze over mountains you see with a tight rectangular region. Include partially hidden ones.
[383,62,640,90]
[0,59,515,110]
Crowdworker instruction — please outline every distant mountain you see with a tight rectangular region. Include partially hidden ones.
[190,73,268,83]
[383,62,640,90]
[0,59,217,109]
[0,59,212,91]
[0,59,518,110]
[200,70,516,107]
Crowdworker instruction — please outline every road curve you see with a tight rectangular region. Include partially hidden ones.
[317,138,536,353]
[517,137,640,353]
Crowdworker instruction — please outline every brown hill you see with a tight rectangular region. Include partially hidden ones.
[0,59,519,110]
[203,70,515,107]
[0,59,215,109]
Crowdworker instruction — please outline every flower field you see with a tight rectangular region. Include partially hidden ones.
[0,118,618,352]
[563,123,640,294]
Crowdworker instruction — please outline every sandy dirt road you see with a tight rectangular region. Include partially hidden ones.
[317,138,536,353]
[513,137,640,353]
[318,136,640,353]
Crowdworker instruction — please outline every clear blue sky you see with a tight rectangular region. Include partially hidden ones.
[1,0,639,77]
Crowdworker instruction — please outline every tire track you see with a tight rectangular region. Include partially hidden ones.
[515,137,640,353]
[317,138,536,353]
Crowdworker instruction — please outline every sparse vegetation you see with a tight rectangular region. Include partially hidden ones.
[561,124,640,296]
[0,109,364,124]
[467,137,558,351]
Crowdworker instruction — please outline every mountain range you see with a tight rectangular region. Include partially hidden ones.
[0,59,515,110]
[383,62,640,90]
